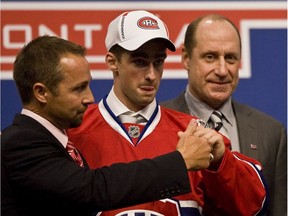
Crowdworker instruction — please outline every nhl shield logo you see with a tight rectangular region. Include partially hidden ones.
[128,125,140,138]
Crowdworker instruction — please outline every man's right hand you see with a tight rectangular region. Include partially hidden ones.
[176,119,214,171]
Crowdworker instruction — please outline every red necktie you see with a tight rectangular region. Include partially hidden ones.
[66,141,84,167]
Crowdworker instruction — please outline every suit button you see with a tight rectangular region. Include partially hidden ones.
[175,186,180,193]
[171,188,176,194]
[165,189,170,196]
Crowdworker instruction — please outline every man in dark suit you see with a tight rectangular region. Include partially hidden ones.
[161,14,287,216]
[1,35,218,216]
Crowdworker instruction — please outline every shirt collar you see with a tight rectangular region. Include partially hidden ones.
[21,109,68,148]
[218,98,233,125]
[184,85,233,125]
[106,86,157,121]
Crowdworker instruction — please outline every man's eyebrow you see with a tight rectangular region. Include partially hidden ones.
[201,49,218,54]
[71,80,89,88]
[130,52,148,58]
[130,52,167,59]
[201,50,239,56]
[156,52,167,59]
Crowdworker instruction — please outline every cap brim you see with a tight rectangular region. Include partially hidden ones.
[118,36,176,52]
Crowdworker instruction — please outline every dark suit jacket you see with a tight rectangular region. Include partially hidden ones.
[1,114,191,216]
[161,92,287,216]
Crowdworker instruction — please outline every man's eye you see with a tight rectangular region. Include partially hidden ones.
[226,55,239,63]
[134,59,146,66]
[205,54,215,62]
[75,85,86,92]
[154,59,164,66]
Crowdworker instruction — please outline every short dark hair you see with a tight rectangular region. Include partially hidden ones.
[109,44,125,61]
[184,14,242,58]
[13,35,86,105]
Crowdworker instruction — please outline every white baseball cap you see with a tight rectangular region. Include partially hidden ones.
[105,10,176,52]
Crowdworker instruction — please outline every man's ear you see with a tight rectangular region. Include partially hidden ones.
[105,52,118,73]
[182,46,190,70]
[33,83,49,104]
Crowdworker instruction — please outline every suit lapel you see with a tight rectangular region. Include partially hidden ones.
[232,100,259,158]
[172,92,190,114]
[15,114,89,167]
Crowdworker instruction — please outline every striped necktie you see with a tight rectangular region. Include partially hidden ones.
[210,110,230,139]
[119,112,147,124]
[66,141,84,167]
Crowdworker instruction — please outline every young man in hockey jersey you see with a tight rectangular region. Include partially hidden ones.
[68,10,268,215]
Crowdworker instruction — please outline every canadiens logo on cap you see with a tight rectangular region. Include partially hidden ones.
[105,10,176,52]
[137,17,160,30]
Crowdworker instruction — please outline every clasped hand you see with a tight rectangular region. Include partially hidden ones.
[176,119,226,171]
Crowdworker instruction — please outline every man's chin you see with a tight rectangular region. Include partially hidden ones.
[70,118,83,128]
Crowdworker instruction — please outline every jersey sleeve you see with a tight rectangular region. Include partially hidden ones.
[201,149,268,216]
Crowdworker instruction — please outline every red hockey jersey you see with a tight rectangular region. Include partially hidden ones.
[68,101,267,216]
